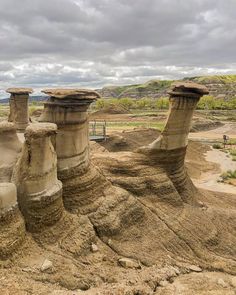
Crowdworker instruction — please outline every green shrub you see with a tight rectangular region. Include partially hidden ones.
[118,97,134,109]
[135,98,153,109]
[197,95,236,110]
[156,97,169,109]
[221,170,236,180]
[212,143,222,149]
[230,149,236,156]
[95,98,108,110]
[228,139,236,145]
[197,96,215,110]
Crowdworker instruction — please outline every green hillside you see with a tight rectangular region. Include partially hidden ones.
[187,75,236,84]
[98,75,236,99]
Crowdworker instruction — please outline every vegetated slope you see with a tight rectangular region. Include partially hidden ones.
[98,80,172,99]
[187,75,236,99]
[97,74,236,99]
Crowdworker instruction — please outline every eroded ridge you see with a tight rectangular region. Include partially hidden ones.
[39,89,107,212]
[6,88,33,132]
[12,123,64,232]
[139,82,209,204]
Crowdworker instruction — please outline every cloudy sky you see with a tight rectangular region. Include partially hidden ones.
[0,0,236,96]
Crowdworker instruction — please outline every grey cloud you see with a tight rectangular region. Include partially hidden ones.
[0,0,236,95]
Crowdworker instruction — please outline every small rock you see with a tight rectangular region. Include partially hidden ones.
[108,239,112,246]
[172,266,180,275]
[118,257,141,269]
[217,278,228,288]
[231,277,236,288]
[91,243,99,253]
[188,265,202,272]
[41,259,54,273]
[22,267,37,273]
[159,280,169,287]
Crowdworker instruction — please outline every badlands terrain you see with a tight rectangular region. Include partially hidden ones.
[0,82,236,295]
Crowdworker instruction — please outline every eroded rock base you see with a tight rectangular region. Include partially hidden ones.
[0,183,26,260]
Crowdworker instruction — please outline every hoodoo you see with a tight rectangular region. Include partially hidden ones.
[147,82,209,150]
[39,89,107,212]
[139,81,209,203]
[6,88,33,131]
[12,123,64,232]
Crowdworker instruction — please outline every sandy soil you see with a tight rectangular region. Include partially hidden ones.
[193,148,236,194]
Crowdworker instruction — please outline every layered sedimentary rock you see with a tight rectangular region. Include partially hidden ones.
[1,81,236,293]
[0,122,22,182]
[12,123,64,232]
[139,82,209,203]
[89,83,236,272]
[0,182,25,259]
[39,89,108,212]
[6,88,33,131]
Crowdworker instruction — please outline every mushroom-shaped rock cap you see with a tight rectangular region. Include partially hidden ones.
[25,123,57,139]
[168,81,209,97]
[0,121,16,133]
[42,88,100,100]
[6,88,33,95]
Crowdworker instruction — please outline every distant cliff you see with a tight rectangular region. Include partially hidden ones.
[97,75,236,99]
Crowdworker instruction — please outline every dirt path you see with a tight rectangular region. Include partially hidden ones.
[193,148,236,194]
[189,122,236,141]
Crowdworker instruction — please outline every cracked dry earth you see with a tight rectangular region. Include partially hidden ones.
[1,130,236,295]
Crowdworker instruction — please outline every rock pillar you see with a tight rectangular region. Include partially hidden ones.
[39,89,101,212]
[0,122,22,182]
[6,88,33,131]
[139,82,209,203]
[0,182,26,259]
[13,123,64,232]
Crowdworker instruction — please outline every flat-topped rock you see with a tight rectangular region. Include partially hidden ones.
[42,88,100,100]
[168,81,209,97]
[25,123,57,138]
[6,88,33,95]
[0,122,16,133]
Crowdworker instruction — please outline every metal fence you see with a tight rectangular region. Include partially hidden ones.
[89,120,107,142]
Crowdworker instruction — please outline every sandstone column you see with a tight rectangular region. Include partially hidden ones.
[139,82,209,203]
[0,122,22,182]
[6,88,33,131]
[13,123,64,232]
[0,182,26,259]
[39,89,101,211]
